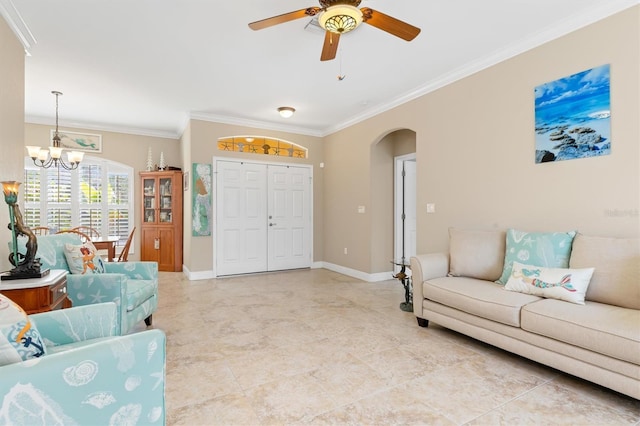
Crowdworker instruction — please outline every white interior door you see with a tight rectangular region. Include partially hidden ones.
[394,154,417,268]
[403,159,417,262]
[215,160,312,276]
[216,161,268,276]
[267,165,311,271]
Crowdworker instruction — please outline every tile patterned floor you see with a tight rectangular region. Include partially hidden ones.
[149,269,640,425]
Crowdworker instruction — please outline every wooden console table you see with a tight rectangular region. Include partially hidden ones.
[0,269,71,314]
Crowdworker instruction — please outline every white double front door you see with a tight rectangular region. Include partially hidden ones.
[215,159,312,276]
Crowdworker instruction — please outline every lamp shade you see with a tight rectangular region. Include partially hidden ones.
[1,181,20,199]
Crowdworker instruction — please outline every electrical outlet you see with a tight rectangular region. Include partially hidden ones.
[344,247,348,255]
[426,203,436,213]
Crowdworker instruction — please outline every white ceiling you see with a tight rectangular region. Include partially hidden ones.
[4,0,638,138]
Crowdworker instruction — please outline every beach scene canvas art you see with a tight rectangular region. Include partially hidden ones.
[534,64,610,163]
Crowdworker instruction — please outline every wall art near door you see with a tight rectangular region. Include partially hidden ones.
[534,64,610,163]
[192,163,212,236]
[53,130,102,153]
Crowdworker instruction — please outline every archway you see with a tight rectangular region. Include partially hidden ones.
[370,129,416,274]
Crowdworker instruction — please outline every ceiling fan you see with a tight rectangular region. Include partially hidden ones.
[249,0,421,61]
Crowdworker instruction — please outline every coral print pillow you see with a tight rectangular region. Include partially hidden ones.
[0,294,47,366]
[63,242,106,275]
[497,229,576,285]
[505,261,594,305]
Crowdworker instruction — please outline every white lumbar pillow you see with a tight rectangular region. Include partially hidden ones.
[505,261,595,305]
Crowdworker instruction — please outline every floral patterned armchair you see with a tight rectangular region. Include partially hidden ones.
[0,302,165,425]
[16,233,159,335]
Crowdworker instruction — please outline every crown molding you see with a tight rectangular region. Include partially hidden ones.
[25,115,180,140]
[0,0,36,53]
[322,0,640,136]
[189,112,324,138]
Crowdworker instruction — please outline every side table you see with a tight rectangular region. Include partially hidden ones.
[391,260,413,312]
[0,269,71,314]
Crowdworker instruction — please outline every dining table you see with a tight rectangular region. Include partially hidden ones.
[91,235,120,262]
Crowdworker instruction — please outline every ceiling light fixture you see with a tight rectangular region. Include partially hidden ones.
[26,91,84,171]
[278,107,296,118]
[319,5,363,34]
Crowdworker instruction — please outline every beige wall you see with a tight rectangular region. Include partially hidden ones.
[0,17,26,272]
[24,123,181,260]
[323,7,640,274]
[185,119,324,274]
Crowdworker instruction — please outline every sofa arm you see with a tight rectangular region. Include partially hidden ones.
[66,273,128,308]
[104,261,158,280]
[410,253,449,311]
[0,329,166,425]
[30,302,119,347]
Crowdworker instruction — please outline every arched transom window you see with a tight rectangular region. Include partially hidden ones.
[217,136,308,158]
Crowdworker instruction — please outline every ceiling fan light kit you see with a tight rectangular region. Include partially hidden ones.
[248,0,420,62]
[319,5,363,34]
[278,107,296,118]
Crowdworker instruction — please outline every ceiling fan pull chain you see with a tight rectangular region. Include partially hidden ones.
[338,50,346,81]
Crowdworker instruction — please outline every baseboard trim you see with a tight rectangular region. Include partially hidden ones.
[180,262,393,283]
[321,262,393,282]
[182,265,215,281]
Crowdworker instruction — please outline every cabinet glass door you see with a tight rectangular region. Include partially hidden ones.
[143,178,157,223]
[159,177,173,223]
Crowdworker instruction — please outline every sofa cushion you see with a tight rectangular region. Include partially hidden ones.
[505,261,594,305]
[497,229,576,284]
[0,294,47,366]
[448,228,506,281]
[569,234,640,309]
[521,298,640,365]
[424,277,541,327]
[125,280,156,312]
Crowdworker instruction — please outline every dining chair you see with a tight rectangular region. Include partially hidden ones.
[116,227,136,262]
[32,226,51,235]
[71,226,101,239]
[55,229,92,243]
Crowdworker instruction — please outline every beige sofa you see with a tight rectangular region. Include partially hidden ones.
[410,229,640,399]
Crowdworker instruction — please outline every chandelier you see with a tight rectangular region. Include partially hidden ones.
[26,91,84,170]
[319,5,363,34]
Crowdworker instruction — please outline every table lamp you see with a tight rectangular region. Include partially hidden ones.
[1,181,47,281]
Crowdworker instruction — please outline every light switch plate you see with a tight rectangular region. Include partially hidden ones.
[426,203,436,213]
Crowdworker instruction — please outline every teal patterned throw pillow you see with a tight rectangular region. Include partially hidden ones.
[496,229,577,285]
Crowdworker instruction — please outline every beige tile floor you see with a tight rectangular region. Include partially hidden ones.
[150,269,640,425]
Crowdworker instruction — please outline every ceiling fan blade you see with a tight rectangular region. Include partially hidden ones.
[320,31,340,61]
[249,7,322,31]
[361,8,421,41]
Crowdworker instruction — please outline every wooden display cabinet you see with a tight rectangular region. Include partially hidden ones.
[140,171,183,271]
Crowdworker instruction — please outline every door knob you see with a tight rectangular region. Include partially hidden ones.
[269,223,277,227]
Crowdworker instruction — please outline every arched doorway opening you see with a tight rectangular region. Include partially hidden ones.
[370,129,416,274]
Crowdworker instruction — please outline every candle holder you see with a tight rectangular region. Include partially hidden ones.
[1,181,48,281]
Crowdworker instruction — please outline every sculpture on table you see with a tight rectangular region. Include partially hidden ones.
[1,181,47,281]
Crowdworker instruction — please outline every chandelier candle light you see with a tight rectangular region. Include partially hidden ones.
[26,91,85,171]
